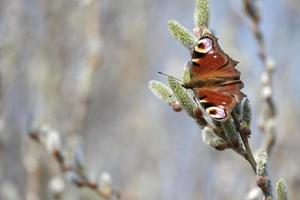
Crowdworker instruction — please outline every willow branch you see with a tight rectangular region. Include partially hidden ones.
[28,126,122,200]
[243,0,276,156]
[69,0,103,136]
[243,1,277,199]
[232,112,257,173]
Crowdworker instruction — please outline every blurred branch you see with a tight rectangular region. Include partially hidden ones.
[242,1,285,199]
[24,154,42,200]
[243,0,276,156]
[27,125,122,200]
[70,0,103,136]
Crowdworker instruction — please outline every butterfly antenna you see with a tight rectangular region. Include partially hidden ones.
[158,71,184,84]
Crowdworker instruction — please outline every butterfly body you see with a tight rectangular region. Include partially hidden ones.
[182,33,245,120]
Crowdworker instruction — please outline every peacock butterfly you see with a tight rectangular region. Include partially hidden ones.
[182,32,245,120]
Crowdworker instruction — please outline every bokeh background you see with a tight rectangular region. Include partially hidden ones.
[0,0,299,199]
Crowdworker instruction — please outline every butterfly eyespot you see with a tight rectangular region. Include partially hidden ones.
[195,37,213,54]
[206,106,227,120]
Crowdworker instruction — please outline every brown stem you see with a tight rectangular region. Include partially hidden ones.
[232,112,257,173]
[241,136,256,173]
[243,0,277,157]
[243,1,276,199]
[28,128,122,200]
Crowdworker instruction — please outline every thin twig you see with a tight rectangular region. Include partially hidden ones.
[68,0,103,136]
[243,1,277,199]
[243,0,277,156]
[232,112,257,173]
[28,127,122,200]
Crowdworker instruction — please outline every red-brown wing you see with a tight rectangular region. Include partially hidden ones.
[193,82,245,120]
[193,88,235,120]
[190,34,240,81]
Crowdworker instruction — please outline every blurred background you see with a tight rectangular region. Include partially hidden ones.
[0,0,299,199]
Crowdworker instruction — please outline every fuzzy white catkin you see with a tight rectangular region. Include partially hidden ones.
[48,177,65,196]
[247,187,262,200]
[261,72,269,84]
[99,172,112,187]
[45,129,62,154]
[262,86,272,98]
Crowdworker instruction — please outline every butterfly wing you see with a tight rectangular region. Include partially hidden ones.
[186,33,245,120]
[193,83,245,120]
[190,34,241,81]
